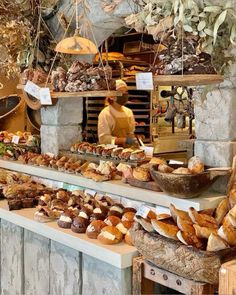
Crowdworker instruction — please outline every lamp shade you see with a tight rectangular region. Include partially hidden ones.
[55,35,98,55]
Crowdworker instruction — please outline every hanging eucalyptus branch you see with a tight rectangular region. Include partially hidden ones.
[125,0,236,73]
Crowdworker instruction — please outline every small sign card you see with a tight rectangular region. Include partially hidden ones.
[136,205,151,219]
[140,146,154,157]
[24,81,41,100]
[11,135,20,144]
[40,87,52,105]
[136,72,154,90]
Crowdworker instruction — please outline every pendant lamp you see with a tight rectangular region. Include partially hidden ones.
[55,0,97,55]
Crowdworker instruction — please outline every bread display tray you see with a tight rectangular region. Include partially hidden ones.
[130,223,236,284]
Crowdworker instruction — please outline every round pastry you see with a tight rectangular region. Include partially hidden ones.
[123,207,137,214]
[125,230,133,246]
[56,190,70,203]
[34,207,54,223]
[172,167,192,175]
[78,211,90,220]
[80,205,93,215]
[71,217,89,233]
[8,199,22,211]
[97,226,123,245]
[109,204,124,219]
[38,194,52,206]
[188,156,205,174]
[116,221,133,235]
[119,148,133,160]
[158,164,174,173]
[90,212,106,221]
[83,203,94,213]
[57,212,74,229]
[104,216,121,226]
[133,167,151,182]
[86,220,107,239]
[122,212,135,222]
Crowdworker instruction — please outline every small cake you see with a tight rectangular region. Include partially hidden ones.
[122,212,135,222]
[109,204,124,219]
[71,217,89,233]
[97,226,123,245]
[57,212,74,229]
[8,199,22,210]
[104,216,121,226]
[86,220,107,239]
[119,148,133,161]
[90,207,107,221]
[22,198,34,208]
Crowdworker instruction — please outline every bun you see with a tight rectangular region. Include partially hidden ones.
[124,230,133,246]
[215,198,229,225]
[86,220,106,239]
[123,207,137,214]
[151,219,178,240]
[207,233,230,252]
[188,156,204,174]
[71,217,89,233]
[156,213,171,221]
[218,225,236,246]
[104,216,121,226]
[116,221,133,235]
[172,167,191,175]
[188,207,218,229]
[177,231,203,249]
[136,217,154,233]
[158,164,174,173]
[57,213,73,229]
[176,216,195,234]
[149,157,167,165]
[169,203,192,223]
[133,167,151,182]
[193,224,217,239]
[122,212,135,222]
[97,226,123,245]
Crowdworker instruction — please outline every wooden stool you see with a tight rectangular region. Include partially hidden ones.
[133,257,216,295]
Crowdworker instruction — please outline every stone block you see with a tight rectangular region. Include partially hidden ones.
[82,254,131,295]
[195,88,236,141]
[41,97,83,125]
[41,125,82,155]
[195,140,236,167]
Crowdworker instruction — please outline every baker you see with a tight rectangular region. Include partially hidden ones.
[98,80,137,146]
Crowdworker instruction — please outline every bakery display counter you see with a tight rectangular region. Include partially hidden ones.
[0,159,226,211]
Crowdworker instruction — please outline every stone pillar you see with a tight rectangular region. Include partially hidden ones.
[40,97,83,155]
[194,65,236,191]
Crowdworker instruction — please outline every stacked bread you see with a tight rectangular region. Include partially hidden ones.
[136,193,236,251]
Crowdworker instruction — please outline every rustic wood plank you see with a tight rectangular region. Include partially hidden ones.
[154,74,224,86]
[1,220,24,295]
[219,260,236,295]
[50,241,82,295]
[24,230,50,295]
[82,254,131,295]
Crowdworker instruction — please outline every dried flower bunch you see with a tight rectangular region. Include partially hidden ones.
[126,0,236,73]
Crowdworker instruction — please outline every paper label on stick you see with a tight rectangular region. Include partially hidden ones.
[40,88,52,105]
[24,81,41,100]
[11,135,20,144]
[136,72,154,90]
[136,205,151,219]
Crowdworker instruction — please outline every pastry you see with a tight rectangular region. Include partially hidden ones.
[218,225,236,246]
[169,204,192,223]
[111,147,123,158]
[104,216,121,226]
[156,213,172,221]
[109,204,124,218]
[38,194,53,206]
[135,216,155,232]
[124,230,133,246]
[97,226,123,245]
[57,212,75,229]
[176,216,195,234]
[123,207,137,214]
[86,220,107,239]
[207,233,230,252]
[56,190,70,203]
[119,148,133,160]
[71,217,89,233]
[177,231,203,249]
[34,206,58,223]
[122,212,135,222]
[199,208,215,216]
[116,221,133,235]
[102,147,114,157]
[188,156,204,174]
[172,167,191,175]
[215,198,229,225]
[188,207,218,229]
[229,187,236,208]
[151,219,179,240]
[158,164,174,173]
[193,224,217,239]
[22,198,34,208]
[133,167,151,182]
[130,150,146,161]
[149,157,167,165]
[90,207,106,221]
[8,199,22,210]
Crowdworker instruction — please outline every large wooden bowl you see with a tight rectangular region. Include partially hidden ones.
[150,164,230,199]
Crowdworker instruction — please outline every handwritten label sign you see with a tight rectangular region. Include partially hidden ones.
[24,81,41,100]
[12,135,20,144]
[136,72,154,90]
[40,88,52,105]
[136,205,151,219]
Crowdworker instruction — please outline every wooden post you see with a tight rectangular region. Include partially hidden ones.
[219,260,236,295]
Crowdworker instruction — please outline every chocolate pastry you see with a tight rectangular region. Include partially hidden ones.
[71,217,89,233]
[8,199,22,210]
[22,198,34,208]
[50,199,67,211]
[123,207,137,214]
[56,190,70,203]
[109,204,124,219]
[58,211,75,229]
[90,212,106,221]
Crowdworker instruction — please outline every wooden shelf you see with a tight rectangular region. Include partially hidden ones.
[153,75,224,86]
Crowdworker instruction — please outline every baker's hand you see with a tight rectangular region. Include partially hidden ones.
[125,137,139,147]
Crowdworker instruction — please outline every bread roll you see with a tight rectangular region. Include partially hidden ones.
[207,233,230,252]
[188,207,218,229]
[116,221,133,235]
[169,203,192,223]
[122,212,135,222]
[97,226,123,245]
[176,216,194,234]
[86,220,106,239]
[177,231,203,249]
[218,224,236,246]
[188,156,205,174]
[133,167,151,182]
[215,198,229,225]
[193,224,217,239]
[151,219,178,240]
[124,230,133,246]
[156,213,172,221]
[149,157,167,165]
[158,164,174,173]
[172,167,191,175]
[104,216,121,226]
[135,217,155,233]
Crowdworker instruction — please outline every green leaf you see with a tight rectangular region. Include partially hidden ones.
[204,6,222,13]
[204,28,214,37]
[198,20,206,31]
[230,24,236,45]
[183,24,193,32]
[173,0,179,14]
[213,10,227,44]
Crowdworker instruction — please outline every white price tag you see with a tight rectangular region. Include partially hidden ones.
[140,146,154,157]
[136,72,154,90]
[136,205,151,219]
[24,81,41,99]
[11,135,20,144]
[39,88,52,105]
[84,189,97,197]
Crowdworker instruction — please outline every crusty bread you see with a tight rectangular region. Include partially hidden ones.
[136,217,155,232]
[188,156,204,174]
[151,220,178,240]
[172,167,191,175]
[218,224,236,246]
[169,203,192,223]
[215,198,229,225]
[193,224,217,239]
[156,213,172,221]
[124,230,133,246]
[206,233,230,252]
[188,207,218,229]
[133,167,151,182]
[229,188,236,208]
[158,164,174,173]
[177,231,203,249]
[176,216,195,234]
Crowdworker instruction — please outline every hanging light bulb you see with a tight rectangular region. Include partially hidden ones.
[55,0,97,55]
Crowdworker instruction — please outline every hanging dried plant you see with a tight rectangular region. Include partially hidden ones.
[101,0,124,14]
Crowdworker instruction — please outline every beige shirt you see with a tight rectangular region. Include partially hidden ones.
[98,105,135,144]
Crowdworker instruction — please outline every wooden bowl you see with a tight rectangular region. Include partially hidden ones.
[150,165,230,199]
